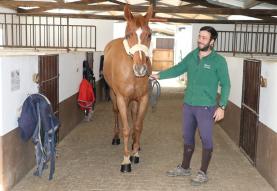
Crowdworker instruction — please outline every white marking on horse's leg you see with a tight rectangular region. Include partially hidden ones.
[121,155,131,165]
[133,152,139,157]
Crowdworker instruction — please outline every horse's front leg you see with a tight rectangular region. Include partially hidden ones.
[131,101,138,148]
[116,96,132,172]
[131,95,148,164]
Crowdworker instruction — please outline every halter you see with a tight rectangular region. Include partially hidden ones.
[123,39,150,57]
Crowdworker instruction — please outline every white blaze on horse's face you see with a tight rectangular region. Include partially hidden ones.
[136,28,143,59]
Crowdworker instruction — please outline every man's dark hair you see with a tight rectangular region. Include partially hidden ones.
[200,26,218,41]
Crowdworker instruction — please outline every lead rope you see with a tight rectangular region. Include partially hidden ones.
[148,76,161,111]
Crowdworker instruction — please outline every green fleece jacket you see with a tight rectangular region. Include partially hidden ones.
[159,48,231,107]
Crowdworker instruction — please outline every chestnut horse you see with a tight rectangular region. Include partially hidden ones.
[103,5,153,172]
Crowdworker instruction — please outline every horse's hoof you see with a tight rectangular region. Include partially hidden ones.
[120,163,132,173]
[130,156,139,164]
[112,138,120,145]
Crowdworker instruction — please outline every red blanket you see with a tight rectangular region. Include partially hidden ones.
[77,79,95,110]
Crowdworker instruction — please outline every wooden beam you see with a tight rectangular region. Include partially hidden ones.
[243,1,261,9]
[182,0,276,21]
[157,7,277,16]
[2,0,277,22]
[77,0,101,3]
[4,1,277,16]
[150,0,156,8]
[257,0,277,5]
[158,2,226,20]
[0,4,17,11]
[15,12,277,24]
[182,0,222,8]
[107,0,126,5]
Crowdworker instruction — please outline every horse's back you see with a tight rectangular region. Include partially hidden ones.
[104,38,124,60]
[103,38,128,87]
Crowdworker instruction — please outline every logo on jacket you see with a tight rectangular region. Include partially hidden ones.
[204,64,211,69]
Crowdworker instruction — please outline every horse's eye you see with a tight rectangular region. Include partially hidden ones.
[148,34,152,39]
[125,34,130,39]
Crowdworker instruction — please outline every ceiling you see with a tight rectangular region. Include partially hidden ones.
[0,0,277,23]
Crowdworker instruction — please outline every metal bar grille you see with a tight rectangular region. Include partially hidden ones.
[216,24,277,55]
[0,13,96,50]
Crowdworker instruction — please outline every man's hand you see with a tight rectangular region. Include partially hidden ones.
[150,74,160,80]
[213,107,225,122]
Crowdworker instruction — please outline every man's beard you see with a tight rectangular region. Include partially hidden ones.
[198,42,211,52]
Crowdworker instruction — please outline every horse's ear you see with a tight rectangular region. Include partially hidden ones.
[124,5,134,21]
[144,5,153,22]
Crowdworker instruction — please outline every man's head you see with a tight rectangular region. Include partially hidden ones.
[198,26,218,52]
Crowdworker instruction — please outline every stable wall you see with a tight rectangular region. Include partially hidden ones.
[0,55,39,191]
[220,54,277,190]
[59,52,86,102]
[0,51,106,191]
[0,56,39,136]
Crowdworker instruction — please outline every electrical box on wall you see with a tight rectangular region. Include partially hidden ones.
[260,76,267,88]
[32,73,39,84]
[11,70,20,91]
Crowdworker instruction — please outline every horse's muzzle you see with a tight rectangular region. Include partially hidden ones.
[133,64,148,77]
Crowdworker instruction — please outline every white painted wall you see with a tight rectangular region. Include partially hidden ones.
[175,25,193,64]
[0,7,15,13]
[224,56,244,107]
[259,60,277,132]
[223,54,277,133]
[0,51,102,136]
[113,22,126,39]
[0,55,38,136]
[59,52,86,102]
[0,60,2,136]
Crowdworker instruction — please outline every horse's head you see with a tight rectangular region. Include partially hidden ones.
[123,5,153,77]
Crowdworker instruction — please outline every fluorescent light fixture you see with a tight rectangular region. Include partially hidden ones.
[46,9,81,14]
[18,6,39,10]
[228,15,261,20]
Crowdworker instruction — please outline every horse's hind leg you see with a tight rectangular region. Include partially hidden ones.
[110,90,120,145]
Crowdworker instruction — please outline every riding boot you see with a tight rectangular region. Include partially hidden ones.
[200,148,213,174]
[181,144,195,169]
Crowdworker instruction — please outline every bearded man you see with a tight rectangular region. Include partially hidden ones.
[151,26,231,186]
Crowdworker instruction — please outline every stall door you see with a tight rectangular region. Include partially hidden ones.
[39,55,59,141]
[239,59,261,165]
